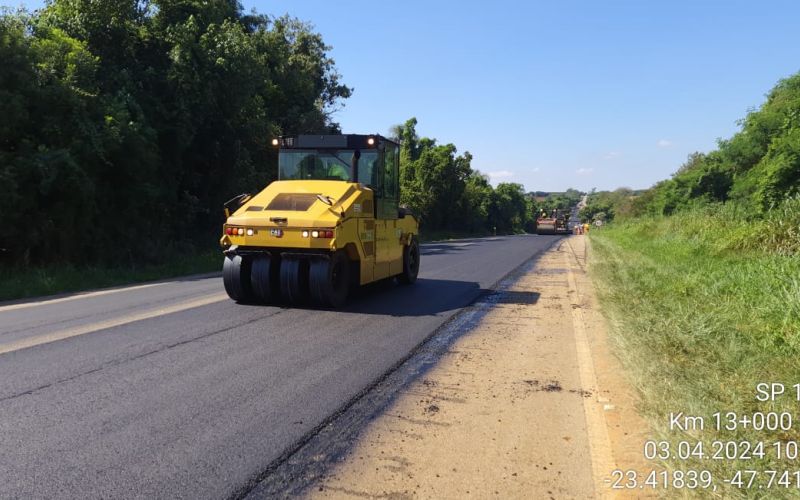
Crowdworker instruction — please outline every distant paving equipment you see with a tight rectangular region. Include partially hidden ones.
[220,134,420,307]
[536,215,556,235]
[536,209,568,235]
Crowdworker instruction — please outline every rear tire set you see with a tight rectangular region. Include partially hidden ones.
[223,255,253,302]
[309,252,349,308]
[223,237,420,305]
[251,255,279,303]
[280,257,310,304]
[223,252,350,307]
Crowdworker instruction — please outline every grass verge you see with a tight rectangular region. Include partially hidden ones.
[589,214,800,498]
[0,250,221,302]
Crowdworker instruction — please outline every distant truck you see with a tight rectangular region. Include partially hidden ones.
[220,134,420,308]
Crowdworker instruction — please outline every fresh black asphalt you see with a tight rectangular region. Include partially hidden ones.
[0,235,559,499]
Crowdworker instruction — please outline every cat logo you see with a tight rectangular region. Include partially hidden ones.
[360,230,374,241]
[353,203,362,213]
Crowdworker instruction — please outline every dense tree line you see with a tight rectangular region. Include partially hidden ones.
[391,118,535,235]
[539,189,582,212]
[1,1,349,266]
[0,2,547,271]
[581,71,800,225]
[650,72,800,214]
[578,188,640,223]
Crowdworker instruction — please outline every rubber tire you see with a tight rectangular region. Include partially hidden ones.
[250,255,278,304]
[223,255,253,302]
[309,252,350,308]
[398,236,420,285]
[280,257,309,304]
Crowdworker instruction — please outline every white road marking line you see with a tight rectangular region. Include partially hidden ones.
[0,283,170,313]
[563,238,617,497]
[0,293,228,355]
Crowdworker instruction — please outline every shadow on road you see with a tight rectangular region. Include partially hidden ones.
[347,278,540,317]
[251,278,541,317]
[419,244,473,256]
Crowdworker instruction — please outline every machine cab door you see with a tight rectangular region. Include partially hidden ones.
[374,142,399,220]
[372,142,401,276]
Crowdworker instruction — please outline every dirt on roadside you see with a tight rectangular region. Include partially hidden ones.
[305,236,652,499]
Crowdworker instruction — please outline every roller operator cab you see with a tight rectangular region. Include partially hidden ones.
[220,134,420,308]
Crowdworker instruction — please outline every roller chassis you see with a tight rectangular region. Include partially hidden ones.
[220,134,419,308]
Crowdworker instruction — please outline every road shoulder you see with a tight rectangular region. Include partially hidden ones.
[305,236,651,499]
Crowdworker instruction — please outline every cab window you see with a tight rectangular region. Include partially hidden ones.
[384,144,399,200]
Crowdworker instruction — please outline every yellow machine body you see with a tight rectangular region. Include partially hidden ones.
[220,133,419,307]
[220,179,417,285]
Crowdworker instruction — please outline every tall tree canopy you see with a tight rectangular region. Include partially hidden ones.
[0,1,350,265]
[633,71,800,217]
[391,117,537,235]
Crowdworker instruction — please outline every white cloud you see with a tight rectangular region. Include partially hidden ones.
[531,167,540,173]
[488,170,514,180]
[603,151,621,160]
[576,167,594,176]
[657,139,673,148]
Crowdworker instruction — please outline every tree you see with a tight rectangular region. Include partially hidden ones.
[489,183,528,233]
[0,3,351,265]
[391,117,533,235]
[638,71,800,216]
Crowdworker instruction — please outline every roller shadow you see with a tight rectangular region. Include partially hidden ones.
[242,278,540,317]
[419,244,473,256]
[340,278,540,317]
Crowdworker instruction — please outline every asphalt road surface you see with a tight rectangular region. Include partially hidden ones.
[0,235,559,499]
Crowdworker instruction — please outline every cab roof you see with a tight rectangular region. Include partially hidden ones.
[275,134,398,149]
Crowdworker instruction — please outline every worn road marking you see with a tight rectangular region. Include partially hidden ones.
[563,238,617,497]
[0,283,170,313]
[0,293,228,355]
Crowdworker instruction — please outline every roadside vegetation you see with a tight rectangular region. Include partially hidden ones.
[0,250,220,302]
[591,212,800,494]
[391,118,540,238]
[588,71,800,495]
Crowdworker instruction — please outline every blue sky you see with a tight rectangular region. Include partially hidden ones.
[10,1,800,192]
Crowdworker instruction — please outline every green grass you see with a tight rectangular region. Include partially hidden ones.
[648,197,800,257]
[0,250,221,302]
[589,210,800,498]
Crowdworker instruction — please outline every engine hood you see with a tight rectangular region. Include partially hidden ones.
[226,180,368,228]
